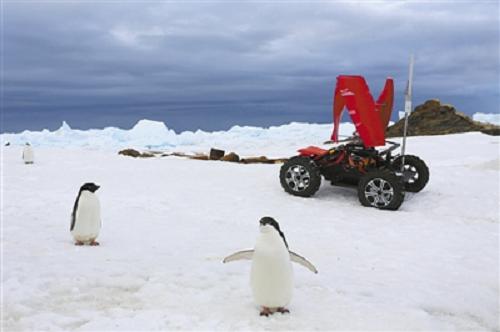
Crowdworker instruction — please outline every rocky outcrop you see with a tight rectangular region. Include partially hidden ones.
[222,152,240,162]
[240,156,288,164]
[386,99,500,137]
[118,149,154,158]
[119,148,141,157]
[119,148,287,164]
[189,154,209,161]
[209,148,225,160]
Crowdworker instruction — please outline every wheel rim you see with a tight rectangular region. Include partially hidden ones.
[402,164,419,184]
[364,178,394,208]
[285,164,311,192]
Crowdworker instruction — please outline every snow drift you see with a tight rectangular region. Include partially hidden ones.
[1,119,353,152]
[473,112,500,126]
[2,112,497,152]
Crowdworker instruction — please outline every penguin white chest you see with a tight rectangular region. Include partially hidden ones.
[72,192,101,242]
[23,146,34,163]
[250,231,293,308]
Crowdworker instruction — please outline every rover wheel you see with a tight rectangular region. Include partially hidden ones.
[280,156,321,197]
[358,170,405,210]
[393,155,429,192]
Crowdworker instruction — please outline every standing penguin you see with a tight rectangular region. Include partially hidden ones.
[22,143,34,164]
[70,183,101,246]
[223,217,318,316]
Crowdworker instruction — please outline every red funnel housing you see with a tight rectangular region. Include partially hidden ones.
[331,76,394,147]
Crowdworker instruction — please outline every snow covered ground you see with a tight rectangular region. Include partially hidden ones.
[1,126,499,331]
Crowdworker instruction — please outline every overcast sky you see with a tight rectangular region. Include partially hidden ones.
[2,1,499,133]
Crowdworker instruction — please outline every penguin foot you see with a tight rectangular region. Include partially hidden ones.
[89,241,100,246]
[277,307,290,314]
[259,307,273,317]
[75,241,84,246]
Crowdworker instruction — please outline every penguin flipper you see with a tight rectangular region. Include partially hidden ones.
[70,214,76,231]
[223,249,254,263]
[70,193,81,231]
[289,251,318,274]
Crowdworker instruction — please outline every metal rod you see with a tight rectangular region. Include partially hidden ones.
[400,54,414,172]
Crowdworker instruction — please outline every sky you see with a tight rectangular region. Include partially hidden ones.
[2,0,499,133]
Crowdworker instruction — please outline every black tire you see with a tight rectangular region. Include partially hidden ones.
[358,170,405,210]
[392,155,429,193]
[280,156,321,197]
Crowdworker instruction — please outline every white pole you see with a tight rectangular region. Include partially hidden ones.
[400,54,414,172]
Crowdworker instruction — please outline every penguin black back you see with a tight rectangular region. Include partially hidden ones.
[70,183,100,231]
[259,216,289,249]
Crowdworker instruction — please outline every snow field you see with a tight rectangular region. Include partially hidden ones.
[1,131,499,331]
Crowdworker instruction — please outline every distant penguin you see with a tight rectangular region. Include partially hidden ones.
[22,143,34,164]
[223,217,318,316]
[71,183,101,246]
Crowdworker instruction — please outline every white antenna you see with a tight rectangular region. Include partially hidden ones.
[400,54,414,171]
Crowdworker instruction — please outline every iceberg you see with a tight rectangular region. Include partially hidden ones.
[473,113,500,126]
[0,119,355,153]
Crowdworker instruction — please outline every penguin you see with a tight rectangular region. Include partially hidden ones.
[223,217,318,316]
[70,182,101,246]
[22,143,34,164]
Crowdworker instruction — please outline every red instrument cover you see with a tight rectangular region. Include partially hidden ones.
[298,146,329,157]
[330,76,394,147]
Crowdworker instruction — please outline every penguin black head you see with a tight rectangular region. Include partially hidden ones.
[25,142,31,146]
[259,216,289,249]
[80,182,100,193]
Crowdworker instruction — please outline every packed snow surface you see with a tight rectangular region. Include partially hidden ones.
[2,126,499,331]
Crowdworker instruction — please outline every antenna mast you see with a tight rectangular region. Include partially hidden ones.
[400,55,414,171]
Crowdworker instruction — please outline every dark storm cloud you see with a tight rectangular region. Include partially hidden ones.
[2,1,499,132]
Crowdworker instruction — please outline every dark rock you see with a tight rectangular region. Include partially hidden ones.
[241,156,275,164]
[171,152,188,157]
[190,155,209,161]
[119,149,158,158]
[222,152,240,162]
[161,152,190,157]
[239,156,288,164]
[119,149,141,157]
[481,127,500,136]
[386,99,500,137]
[209,148,225,160]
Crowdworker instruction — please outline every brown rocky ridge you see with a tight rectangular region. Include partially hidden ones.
[386,99,500,137]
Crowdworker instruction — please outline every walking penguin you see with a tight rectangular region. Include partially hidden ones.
[223,216,318,316]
